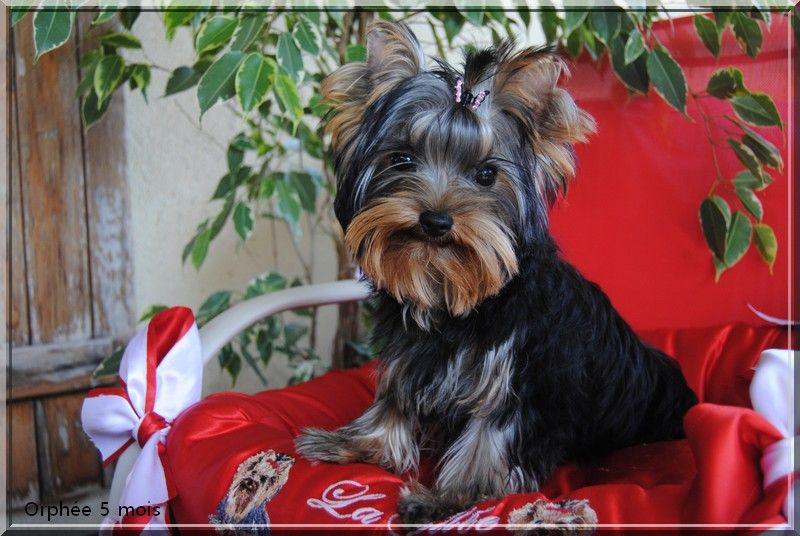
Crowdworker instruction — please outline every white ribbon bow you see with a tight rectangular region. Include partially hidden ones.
[750,348,797,520]
[81,308,203,529]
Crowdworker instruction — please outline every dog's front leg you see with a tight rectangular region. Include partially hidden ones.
[397,416,530,525]
[295,394,418,474]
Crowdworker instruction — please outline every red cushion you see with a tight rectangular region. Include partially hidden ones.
[166,323,791,529]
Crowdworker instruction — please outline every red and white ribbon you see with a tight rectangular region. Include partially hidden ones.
[750,348,796,519]
[81,307,203,531]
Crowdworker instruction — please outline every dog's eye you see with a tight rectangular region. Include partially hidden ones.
[475,165,497,186]
[390,153,416,172]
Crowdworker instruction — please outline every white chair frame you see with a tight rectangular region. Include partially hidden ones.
[106,279,371,515]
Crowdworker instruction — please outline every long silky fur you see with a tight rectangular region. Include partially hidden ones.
[297,21,698,525]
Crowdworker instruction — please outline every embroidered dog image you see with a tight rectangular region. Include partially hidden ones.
[209,450,294,535]
[296,21,697,524]
[507,499,597,534]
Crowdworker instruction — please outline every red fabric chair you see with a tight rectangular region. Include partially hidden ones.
[129,14,798,532]
[167,324,791,530]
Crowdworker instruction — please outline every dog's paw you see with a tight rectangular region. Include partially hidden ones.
[396,481,461,526]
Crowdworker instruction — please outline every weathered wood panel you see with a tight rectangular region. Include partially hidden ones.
[10,56,31,347]
[38,392,103,501]
[77,13,135,342]
[10,338,115,400]
[8,401,40,507]
[13,17,92,345]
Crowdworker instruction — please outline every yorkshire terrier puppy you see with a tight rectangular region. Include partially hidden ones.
[296,22,697,524]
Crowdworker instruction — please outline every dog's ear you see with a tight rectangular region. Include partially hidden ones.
[322,21,424,150]
[492,47,596,196]
[365,22,425,93]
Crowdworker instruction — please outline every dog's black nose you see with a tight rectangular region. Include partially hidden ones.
[419,211,453,237]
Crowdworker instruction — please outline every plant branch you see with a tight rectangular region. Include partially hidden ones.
[691,92,725,196]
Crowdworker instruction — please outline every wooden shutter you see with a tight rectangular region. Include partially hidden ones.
[8,12,134,505]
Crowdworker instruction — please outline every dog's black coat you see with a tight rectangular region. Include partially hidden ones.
[369,235,698,482]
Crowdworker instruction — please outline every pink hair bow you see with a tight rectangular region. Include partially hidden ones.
[81,307,203,532]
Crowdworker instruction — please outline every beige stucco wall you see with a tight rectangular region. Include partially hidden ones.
[124,13,340,394]
[123,13,543,395]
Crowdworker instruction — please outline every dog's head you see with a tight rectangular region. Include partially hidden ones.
[325,22,595,321]
[223,450,294,521]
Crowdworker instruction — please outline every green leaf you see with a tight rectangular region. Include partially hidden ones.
[735,186,763,221]
[93,55,125,106]
[238,331,268,385]
[139,304,169,322]
[462,9,484,26]
[624,29,646,64]
[706,67,745,99]
[283,323,308,348]
[699,195,730,261]
[540,9,560,43]
[93,347,124,378]
[33,8,75,60]
[693,14,720,58]
[92,8,116,25]
[646,47,687,114]
[197,290,232,324]
[196,15,238,54]
[209,191,235,241]
[273,70,303,127]
[100,31,141,49]
[754,222,777,273]
[486,8,506,24]
[731,11,762,57]
[227,146,243,176]
[566,28,584,59]
[165,65,201,96]
[589,10,621,45]
[233,202,254,241]
[236,53,275,113]
[11,8,30,27]
[231,13,266,51]
[245,272,288,299]
[741,126,783,170]
[723,211,753,268]
[517,8,531,28]
[581,27,604,61]
[277,33,303,81]
[346,43,367,63]
[442,11,466,44]
[749,3,771,25]
[119,8,139,30]
[82,88,111,128]
[732,169,771,191]
[128,64,151,99]
[164,8,196,41]
[609,35,649,93]
[713,9,732,31]
[728,138,762,176]
[289,171,317,212]
[308,93,329,118]
[255,329,274,365]
[276,178,301,233]
[76,54,100,98]
[564,10,588,37]
[191,226,212,270]
[197,51,245,116]
[213,166,249,199]
[293,16,320,55]
[730,93,783,129]
[218,345,241,383]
